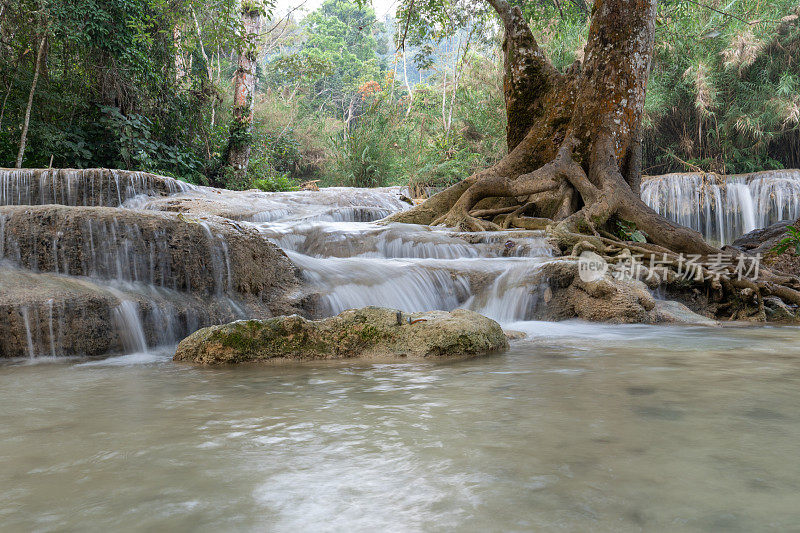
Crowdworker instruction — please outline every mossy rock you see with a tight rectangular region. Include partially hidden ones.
[174,307,509,365]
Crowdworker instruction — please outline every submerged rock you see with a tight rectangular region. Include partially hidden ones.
[652,300,719,326]
[174,307,509,365]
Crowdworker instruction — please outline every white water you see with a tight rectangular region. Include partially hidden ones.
[0,169,247,358]
[642,170,800,244]
[20,306,35,359]
[256,214,555,323]
[0,168,194,207]
[112,300,148,354]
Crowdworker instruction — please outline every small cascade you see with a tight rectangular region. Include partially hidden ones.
[0,206,246,297]
[467,261,547,323]
[46,299,56,358]
[199,222,233,295]
[259,219,555,260]
[20,307,35,359]
[0,267,257,358]
[238,186,409,224]
[112,301,148,353]
[641,169,800,244]
[287,250,473,316]
[264,213,556,322]
[0,168,193,207]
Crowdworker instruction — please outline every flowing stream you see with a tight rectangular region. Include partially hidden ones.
[2,325,800,531]
[2,169,800,529]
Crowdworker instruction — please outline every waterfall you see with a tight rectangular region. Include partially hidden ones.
[112,301,148,354]
[0,169,261,359]
[20,307,35,359]
[47,299,56,358]
[641,170,800,244]
[0,206,245,298]
[467,262,547,323]
[0,168,194,207]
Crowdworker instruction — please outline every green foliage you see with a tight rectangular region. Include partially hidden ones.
[291,0,387,110]
[329,100,400,188]
[252,173,300,192]
[617,221,648,243]
[642,0,800,173]
[2,0,796,193]
[772,226,800,255]
[0,0,262,184]
[97,106,203,179]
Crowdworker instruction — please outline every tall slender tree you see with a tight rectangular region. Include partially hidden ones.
[15,15,47,168]
[224,1,265,184]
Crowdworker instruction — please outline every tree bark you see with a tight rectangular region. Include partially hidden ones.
[389,0,717,257]
[15,29,46,168]
[224,3,262,185]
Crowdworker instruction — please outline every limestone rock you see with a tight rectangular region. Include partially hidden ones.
[0,266,253,357]
[526,259,718,325]
[174,307,509,365]
[652,300,719,326]
[0,205,299,314]
[731,219,800,276]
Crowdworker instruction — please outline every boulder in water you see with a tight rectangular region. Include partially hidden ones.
[652,300,719,326]
[173,307,509,365]
[533,259,719,324]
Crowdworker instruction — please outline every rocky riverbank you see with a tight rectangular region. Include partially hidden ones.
[0,168,302,358]
[3,167,800,360]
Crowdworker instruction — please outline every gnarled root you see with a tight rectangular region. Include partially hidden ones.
[380,141,800,321]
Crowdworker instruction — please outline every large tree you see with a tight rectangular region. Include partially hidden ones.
[392,0,716,255]
[389,0,800,310]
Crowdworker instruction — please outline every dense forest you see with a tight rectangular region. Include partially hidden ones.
[1,0,798,191]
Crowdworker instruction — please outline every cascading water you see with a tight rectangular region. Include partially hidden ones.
[0,168,194,207]
[0,168,255,359]
[0,166,573,359]
[112,300,148,354]
[641,169,800,244]
[257,212,557,323]
[16,166,779,359]
[20,307,35,359]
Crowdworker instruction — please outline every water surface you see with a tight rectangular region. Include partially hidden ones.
[2,322,800,531]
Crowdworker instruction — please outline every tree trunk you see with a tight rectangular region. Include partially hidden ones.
[224,4,262,185]
[15,29,47,168]
[389,0,716,257]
